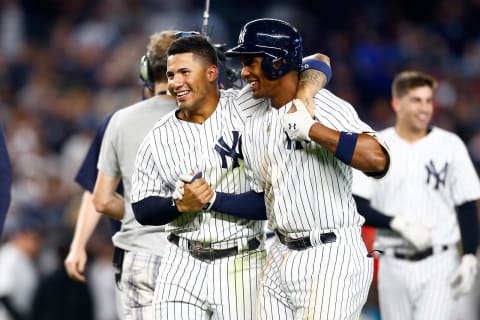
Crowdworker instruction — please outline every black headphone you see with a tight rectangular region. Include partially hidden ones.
[139,54,154,90]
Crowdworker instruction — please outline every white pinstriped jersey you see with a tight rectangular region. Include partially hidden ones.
[352,126,480,249]
[131,88,265,244]
[243,88,378,235]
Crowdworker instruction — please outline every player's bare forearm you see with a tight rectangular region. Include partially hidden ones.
[308,123,388,173]
[92,173,125,220]
[296,53,330,114]
[93,192,125,220]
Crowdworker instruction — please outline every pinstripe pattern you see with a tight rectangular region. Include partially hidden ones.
[352,126,480,320]
[121,251,162,320]
[258,229,372,319]
[132,89,263,243]
[131,88,266,319]
[378,249,459,320]
[242,89,375,319]
[153,243,266,319]
[243,89,374,233]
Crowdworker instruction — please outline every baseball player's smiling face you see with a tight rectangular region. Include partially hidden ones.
[240,56,275,99]
[166,52,218,119]
[393,85,434,138]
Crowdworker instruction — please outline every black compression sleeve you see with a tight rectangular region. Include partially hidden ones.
[132,196,181,226]
[354,195,393,228]
[456,201,479,255]
[212,191,267,220]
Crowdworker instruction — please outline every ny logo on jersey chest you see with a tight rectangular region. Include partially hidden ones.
[214,130,243,168]
[425,160,448,190]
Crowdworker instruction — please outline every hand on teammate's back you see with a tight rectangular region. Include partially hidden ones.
[390,215,432,251]
[282,99,316,141]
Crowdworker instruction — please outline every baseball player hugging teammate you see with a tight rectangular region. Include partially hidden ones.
[130,30,330,319]
[353,70,480,320]
[176,18,390,320]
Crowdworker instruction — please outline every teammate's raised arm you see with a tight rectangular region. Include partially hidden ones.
[283,99,389,176]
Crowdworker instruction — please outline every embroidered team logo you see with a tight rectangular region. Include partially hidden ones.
[238,28,246,45]
[425,160,448,190]
[214,131,243,168]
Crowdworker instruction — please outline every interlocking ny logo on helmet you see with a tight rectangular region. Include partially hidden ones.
[226,18,303,79]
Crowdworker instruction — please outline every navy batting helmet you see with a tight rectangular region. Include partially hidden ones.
[225,18,303,79]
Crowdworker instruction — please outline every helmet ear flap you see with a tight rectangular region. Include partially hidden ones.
[261,56,290,80]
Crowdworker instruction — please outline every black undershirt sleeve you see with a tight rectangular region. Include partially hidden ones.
[212,191,267,220]
[456,200,479,255]
[353,195,393,229]
[132,196,180,226]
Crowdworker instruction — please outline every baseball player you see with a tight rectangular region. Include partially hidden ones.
[216,18,390,319]
[0,123,11,235]
[130,34,331,319]
[352,70,480,320]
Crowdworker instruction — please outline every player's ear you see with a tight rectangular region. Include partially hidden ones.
[272,59,284,71]
[207,65,218,83]
[391,98,399,112]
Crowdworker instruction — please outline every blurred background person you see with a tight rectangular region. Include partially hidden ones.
[0,211,43,320]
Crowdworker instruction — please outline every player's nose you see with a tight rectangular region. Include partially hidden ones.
[240,66,250,79]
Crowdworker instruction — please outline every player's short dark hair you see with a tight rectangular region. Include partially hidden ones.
[392,71,437,99]
[146,30,177,82]
[167,35,218,67]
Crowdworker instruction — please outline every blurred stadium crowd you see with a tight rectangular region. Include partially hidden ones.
[0,0,479,319]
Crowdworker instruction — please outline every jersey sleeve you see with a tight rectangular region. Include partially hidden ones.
[451,135,480,205]
[242,122,264,193]
[131,133,165,203]
[74,113,112,191]
[314,89,374,133]
[97,112,121,178]
[351,168,374,200]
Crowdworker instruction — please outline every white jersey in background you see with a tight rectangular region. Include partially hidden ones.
[352,126,480,320]
[352,126,480,250]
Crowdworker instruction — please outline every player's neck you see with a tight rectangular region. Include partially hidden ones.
[154,83,169,95]
[269,73,298,108]
[178,89,220,124]
[395,125,427,143]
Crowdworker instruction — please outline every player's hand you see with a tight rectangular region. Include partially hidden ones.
[175,173,214,212]
[282,99,316,141]
[390,215,432,251]
[172,172,203,200]
[64,248,87,282]
[450,254,478,299]
[172,180,185,200]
